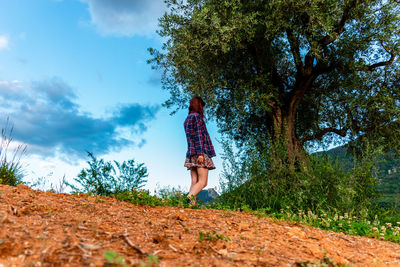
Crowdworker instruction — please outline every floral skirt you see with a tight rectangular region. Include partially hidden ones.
[184,153,216,170]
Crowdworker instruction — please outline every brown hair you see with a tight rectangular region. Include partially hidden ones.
[188,96,205,119]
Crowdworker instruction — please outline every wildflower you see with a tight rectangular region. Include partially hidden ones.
[344,213,349,219]
[372,227,378,232]
[339,223,343,228]
[334,214,338,221]
[397,222,400,225]
[386,223,392,229]
[381,226,386,233]
[339,216,344,220]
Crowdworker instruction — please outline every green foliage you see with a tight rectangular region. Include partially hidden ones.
[198,230,230,242]
[268,207,400,243]
[103,251,128,267]
[217,138,379,215]
[0,119,26,186]
[151,0,400,164]
[103,251,158,267]
[114,188,199,209]
[139,254,158,267]
[68,152,148,196]
[318,145,400,210]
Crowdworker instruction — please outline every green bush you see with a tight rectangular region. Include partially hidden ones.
[68,152,148,196]
[114,187,196,208]
[0,119,26,186]
[216,137,379,216]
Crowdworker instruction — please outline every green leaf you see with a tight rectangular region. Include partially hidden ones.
[103,250,117,263]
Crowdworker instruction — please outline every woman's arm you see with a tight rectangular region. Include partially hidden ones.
[192,114,204,157]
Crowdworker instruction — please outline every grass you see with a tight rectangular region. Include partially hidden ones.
[0,118,26,186]
[113,189,201,209]
[103,251,159,267]
[197,230,230,242]
[0,118,27,186]
[245,207,400,243]
[103,251,128,267]
[104,188,400,244]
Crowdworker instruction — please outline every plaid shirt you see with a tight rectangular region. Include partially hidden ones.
[184,112,216,158]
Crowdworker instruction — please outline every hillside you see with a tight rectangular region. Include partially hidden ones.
[1,185,400,266]
[319,146,400,208]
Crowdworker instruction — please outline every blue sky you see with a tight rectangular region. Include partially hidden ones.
[0,0,224,192]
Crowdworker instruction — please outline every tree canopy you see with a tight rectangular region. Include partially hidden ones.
[149,0,400,164]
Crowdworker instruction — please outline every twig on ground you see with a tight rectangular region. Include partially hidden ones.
[177,220,185,228]
[169,244,178,252]
[121,234,147,256]
[152,250,162,255]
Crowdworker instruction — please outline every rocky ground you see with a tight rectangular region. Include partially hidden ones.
[1,184,400,266]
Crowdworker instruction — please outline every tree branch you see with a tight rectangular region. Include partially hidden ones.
[356,41,396,71]
[301,127,348,144]
[319,0,359,46]
[304,51,315,75]
[286,29,304,75]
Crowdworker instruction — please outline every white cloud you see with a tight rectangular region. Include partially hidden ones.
[0,77,160,160]
[81,0,166,37]
[0,35,9,50]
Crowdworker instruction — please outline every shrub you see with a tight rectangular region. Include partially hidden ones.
[0,119,26,186]
[68,152,148,196]
[216,137,379,216]
[115,187,197,208]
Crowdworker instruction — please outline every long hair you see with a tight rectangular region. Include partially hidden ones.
[188,96,206,119]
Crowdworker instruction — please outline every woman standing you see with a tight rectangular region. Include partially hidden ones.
[184,96,216,205]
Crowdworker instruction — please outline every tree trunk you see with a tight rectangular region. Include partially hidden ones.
[271,105,305,171]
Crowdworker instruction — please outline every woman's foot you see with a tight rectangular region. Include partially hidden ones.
[186,194,197,207]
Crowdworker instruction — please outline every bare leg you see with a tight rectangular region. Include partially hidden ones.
[189,168,198,193]
[188,167,209,197]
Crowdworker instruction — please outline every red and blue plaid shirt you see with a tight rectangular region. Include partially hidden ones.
[184,112,216,158]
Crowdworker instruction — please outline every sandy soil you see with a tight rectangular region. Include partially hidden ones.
[1,184,400,267]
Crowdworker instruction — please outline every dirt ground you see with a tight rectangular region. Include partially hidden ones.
[1,184,400,267]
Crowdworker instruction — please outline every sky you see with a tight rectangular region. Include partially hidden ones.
[0,0,224,193]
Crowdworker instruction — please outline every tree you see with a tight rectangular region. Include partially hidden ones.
[149,0,400,168]
[68,152,148,196]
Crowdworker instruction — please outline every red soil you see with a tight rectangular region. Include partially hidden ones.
[1,184,400,266]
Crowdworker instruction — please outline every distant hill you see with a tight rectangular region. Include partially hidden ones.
[197,188,219,204]
[318,146,400,209]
